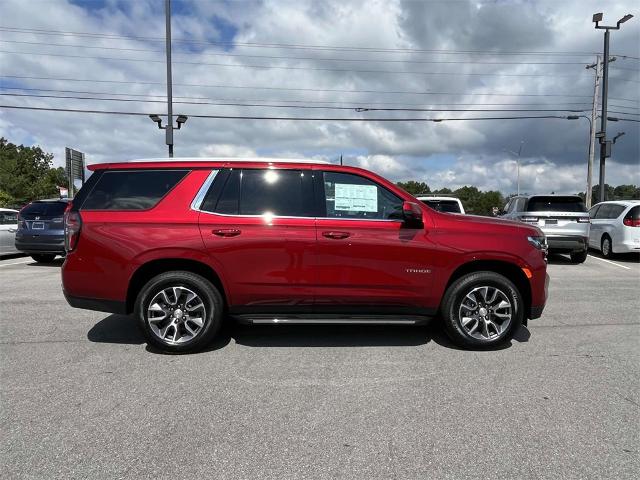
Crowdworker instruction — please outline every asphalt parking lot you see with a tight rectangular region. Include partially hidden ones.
[1,252,639,480]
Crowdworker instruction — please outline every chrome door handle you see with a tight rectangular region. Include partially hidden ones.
[322,231,351,239]
[212,229,241,237]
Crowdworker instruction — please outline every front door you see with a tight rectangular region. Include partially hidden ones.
[314,170,436,312]
[198,168,317,310]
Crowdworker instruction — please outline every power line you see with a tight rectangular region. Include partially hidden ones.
[5,86,618,109]
[4,92,619,114]
[0,39,611,66]
[2,104,604,122]
[2,74,610,99]
[4,49,626,80]
[0,26,606,56]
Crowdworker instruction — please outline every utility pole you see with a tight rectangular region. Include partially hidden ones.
[593,12,633,203]
[165,0,174,157]
[585,56,601,208]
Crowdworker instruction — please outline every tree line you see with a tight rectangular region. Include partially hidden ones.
[397,180,640,216]
[0,138,68,208]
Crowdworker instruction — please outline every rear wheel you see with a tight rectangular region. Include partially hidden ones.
[441,271,523,349]
[570,250,588,264]
[601,235,614,258]
[135,271,224,353]
[31,254,56,263]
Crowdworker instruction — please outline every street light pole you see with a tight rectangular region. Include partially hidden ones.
[165,0,174,157]
[505,141,524,196]
[585,56,601,208]
[593,12,633,203]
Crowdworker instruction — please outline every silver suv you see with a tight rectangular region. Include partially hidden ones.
[502,195,589,263]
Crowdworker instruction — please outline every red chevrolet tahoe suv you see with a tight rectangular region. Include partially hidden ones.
[62,158,549,353]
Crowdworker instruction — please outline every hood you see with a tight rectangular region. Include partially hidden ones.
[432,211,543,237]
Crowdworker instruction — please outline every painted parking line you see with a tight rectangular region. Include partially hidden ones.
[0,259,32,268]
[588,254,632,270]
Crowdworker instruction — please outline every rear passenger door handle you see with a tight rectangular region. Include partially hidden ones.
[212,229,241,237]
[322,231,351,240]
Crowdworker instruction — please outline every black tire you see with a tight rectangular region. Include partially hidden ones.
[135,271,224,353]
[31,254,56,263]
[601,235,614,258]
[570,250,588,264]
[441,271,523,349]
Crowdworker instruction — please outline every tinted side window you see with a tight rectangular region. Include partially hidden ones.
[240,169,313,217]
[82,170,189,210]
[0,212,18,224]
[589,205,600,219]
[608,205,625,219]
[626,206,640,221]
[595,204,612,219]
[322,171,403,220]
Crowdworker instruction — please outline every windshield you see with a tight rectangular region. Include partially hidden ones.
[21,201,68,216]
[527,196,586,213]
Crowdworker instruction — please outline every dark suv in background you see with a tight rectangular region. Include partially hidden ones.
[16,199,69,262]
[62,158,549,353]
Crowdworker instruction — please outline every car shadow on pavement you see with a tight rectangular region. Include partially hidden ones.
[87,315,527,353]
[25,258,65,267]
[87,314,145,345]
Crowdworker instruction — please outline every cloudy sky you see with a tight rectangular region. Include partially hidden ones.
[1,0,638,194]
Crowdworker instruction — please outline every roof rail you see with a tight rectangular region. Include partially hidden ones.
[126,157,329,164]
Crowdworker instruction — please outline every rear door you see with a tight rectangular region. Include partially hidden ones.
[198,167,317,310]
[314,170,435,312]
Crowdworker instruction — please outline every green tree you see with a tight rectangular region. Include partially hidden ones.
[396,180,430,195]
[0,137,67,207]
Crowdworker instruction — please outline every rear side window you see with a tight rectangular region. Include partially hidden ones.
[626,206,640,220]
[21,202,68,216]
[421,199,461,213]
[202,168,315,217]
[527,196,586,213]
[589,205,600,219]
[81,170,189,210]
[0,212,18,224]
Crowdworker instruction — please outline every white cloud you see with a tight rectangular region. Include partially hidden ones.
[0,0,638,194]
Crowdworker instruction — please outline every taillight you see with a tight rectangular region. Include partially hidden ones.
[17,213,26,229]
[623,218,640,227]
[64,207,82,252]
[521,216,539,223]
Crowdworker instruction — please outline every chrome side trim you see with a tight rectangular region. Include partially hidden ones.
[196,209,401,223]
[190,170,219,212]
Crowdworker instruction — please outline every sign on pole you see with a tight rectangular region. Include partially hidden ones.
[65,147,85,197]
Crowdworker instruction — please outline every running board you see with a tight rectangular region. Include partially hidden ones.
[233,314,432,325]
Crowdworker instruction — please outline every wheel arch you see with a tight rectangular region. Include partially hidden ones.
[126,258,227,314]
[442,260,531,318]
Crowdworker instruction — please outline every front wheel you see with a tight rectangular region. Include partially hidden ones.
[441,271,523,349]
[570,250,588,264]
[135,271,224,353]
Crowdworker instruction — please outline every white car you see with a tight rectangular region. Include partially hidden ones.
[588,200,640,257]
[0,208,19,256]
[416,196,465,214]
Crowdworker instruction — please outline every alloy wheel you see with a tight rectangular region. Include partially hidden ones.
[602,238,611,256]
[146,286,207,345]
[458,286,513,341]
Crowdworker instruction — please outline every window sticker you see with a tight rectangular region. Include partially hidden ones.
[334,183,378,212]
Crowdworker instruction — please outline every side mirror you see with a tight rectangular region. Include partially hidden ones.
[402,201,423,227]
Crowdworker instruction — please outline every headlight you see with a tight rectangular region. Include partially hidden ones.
[527,235,547,252]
